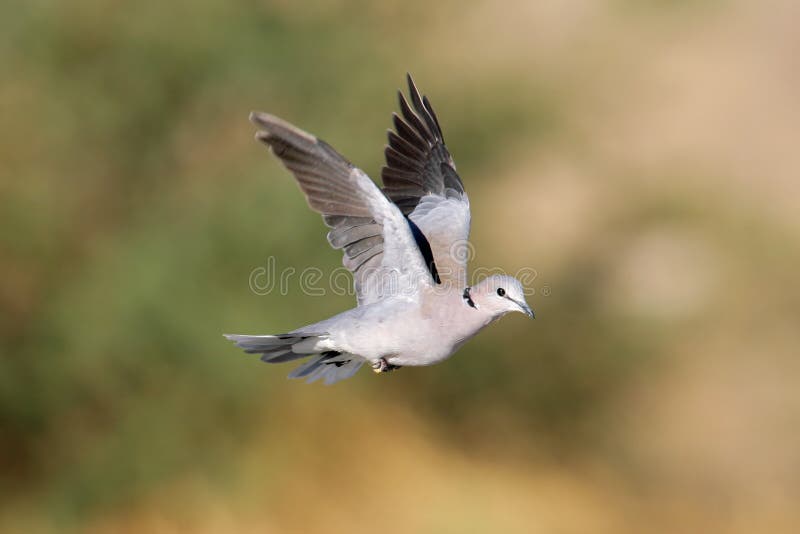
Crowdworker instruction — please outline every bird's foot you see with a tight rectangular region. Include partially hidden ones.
[372,358,400,374]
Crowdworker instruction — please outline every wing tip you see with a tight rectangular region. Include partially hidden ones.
[249,110,273,127]
[406,72,416,91]
[249,111,317,144]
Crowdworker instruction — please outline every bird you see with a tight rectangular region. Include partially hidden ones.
[224,74,534,384]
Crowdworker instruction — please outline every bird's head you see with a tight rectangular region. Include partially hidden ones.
[466,275,534,319]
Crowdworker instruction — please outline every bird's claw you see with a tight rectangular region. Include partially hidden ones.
[372,358,400,374]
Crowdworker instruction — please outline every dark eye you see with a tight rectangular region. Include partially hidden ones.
[497,288,506,297]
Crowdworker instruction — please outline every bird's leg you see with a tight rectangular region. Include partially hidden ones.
[371,358,401,373]
[372,358,389,373]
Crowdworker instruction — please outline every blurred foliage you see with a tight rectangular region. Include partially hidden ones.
[1,0,799,532]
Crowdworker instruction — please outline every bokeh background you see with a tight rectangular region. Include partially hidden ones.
[2,0,799,532]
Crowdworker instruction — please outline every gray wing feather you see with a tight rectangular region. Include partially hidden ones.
[251,111,433,305]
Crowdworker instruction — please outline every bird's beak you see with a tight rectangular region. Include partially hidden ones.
[511,298,535,319]
[522,303,535,319]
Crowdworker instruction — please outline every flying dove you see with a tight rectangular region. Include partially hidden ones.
[225,75,533,384]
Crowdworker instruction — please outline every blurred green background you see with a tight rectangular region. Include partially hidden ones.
[2,0,799,532]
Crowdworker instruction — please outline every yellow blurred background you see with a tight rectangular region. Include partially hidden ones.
[2,0,799,532]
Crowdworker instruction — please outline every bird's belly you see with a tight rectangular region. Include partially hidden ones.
[386,349,454,367]
[384,328,461,367]
[336,319,452,366]
[331,298,475,367]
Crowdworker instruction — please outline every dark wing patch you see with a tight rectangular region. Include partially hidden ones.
[407,218,440,284]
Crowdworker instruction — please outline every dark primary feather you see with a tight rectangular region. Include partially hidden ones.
[381,74,465,214]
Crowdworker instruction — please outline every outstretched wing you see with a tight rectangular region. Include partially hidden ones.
[250,112,433,305]
[381,74,471,288]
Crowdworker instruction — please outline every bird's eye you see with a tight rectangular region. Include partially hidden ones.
[497,288,506,297]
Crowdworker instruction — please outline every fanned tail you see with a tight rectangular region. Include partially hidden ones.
[223,333,364,384]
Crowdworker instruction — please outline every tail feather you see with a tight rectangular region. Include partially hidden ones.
[224,333,325,361]
[224,333,364,384]
[288,351,364,385]
[259,350,302,364]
